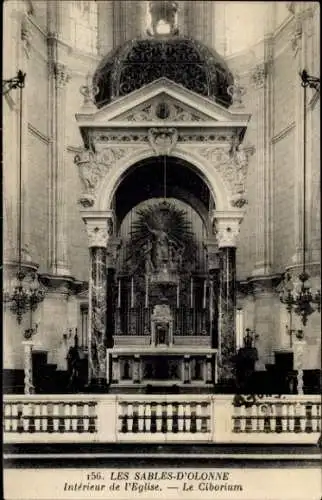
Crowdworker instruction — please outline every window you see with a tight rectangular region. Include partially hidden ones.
[69,1,98,54]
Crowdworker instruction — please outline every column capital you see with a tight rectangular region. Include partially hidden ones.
[82,210,114,248]
[212,210,244,248]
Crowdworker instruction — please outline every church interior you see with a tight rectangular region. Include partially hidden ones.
[3,0,321,397]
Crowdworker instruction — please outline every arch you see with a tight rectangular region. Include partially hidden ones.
[96,145,231,212]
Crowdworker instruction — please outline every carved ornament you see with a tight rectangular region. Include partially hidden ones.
[148,127,178,155]
[50,62,71,88]
[85,219,112,248]
[74,147,132,207]
[199,143,251,208]
[215,219,241,249]
[123,100,204,122]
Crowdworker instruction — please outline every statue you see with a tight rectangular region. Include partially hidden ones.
[144,222,183,272]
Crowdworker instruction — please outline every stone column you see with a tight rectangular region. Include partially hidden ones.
[215,212,243,384]
[83,212,113,390]
[206,239,220,348]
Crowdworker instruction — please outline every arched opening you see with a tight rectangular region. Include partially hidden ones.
[113,156,213,229]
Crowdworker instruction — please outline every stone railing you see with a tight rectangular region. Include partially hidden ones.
[231,396,321,442]
[117,396,212,441]
[3,394,321,444]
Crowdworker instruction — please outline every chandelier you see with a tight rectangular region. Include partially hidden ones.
[279,70,321,326]
[3,71,45,324]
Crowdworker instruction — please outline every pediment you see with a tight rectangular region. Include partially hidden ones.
[76,78,251,127]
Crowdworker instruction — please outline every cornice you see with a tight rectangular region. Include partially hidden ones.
[39,274,87,296]
[237,273,283,297]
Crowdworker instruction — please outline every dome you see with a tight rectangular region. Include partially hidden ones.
[92,36,234,109]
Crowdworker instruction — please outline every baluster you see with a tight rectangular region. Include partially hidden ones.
[288,403,295,432]
[41,403,48,432]
[161,404,167,433]
[17,404,24,433]
[83,403,89,432]
[299,403,306,433]
[71,403,78,432]
[65,403,71,432]
[270,403,276,433]
[23,404,30,432]
[120,403,127,433]
[312,404,319,432]
[138,403,145,433]
[258,405,265,433]
[150,403,157,433]
[185,403,191,433]
[305,404,313,433]
[11,404,18,432]
[154,403,161,432]
[281,403,288,432]
[167,403,173,433]
[196,403,202,433]
[58,403,65,433]
[127,403,134,433]
[53,403,60,432]
[77,403,84,433]
[240,406,247,433]
[34,403,41,432]
[145,403,151,433]
[89,402,97,433]
[245,405,252,433]
[132,404,139,433]
[172,403,178,433]
[178,403,184,433]
[203,403,210,433]
[275,403,283,433]
[4,404,11,432]
[294,403,301,433]
[190,404,197,433]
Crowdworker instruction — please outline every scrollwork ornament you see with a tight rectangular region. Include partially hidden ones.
[74,147,131,207]
[250,63,267,89]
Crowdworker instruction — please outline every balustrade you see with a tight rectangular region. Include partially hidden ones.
[232,398,321,435]
[4,398,97,437]
[117,399,211,438]
[3,395,321,445]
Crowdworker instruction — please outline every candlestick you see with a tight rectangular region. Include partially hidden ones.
[131,277,134,308]
[145,275,149,308]
[203,279,206,309]
[190,277,193,308]
[117,279,121,308]
[177,282,180,308]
